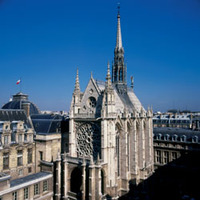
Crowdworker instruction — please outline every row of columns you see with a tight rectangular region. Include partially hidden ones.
[54,155,104,200]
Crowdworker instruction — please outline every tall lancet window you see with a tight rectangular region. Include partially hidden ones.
[116,134,120,176]
[127,123,131,172]
[116,124,120,176]
[127,133,130,171]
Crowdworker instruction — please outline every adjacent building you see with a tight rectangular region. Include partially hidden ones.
[0,109,53,200]
[153,112,192,128]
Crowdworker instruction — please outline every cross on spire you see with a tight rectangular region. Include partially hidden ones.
[116,3,123,50]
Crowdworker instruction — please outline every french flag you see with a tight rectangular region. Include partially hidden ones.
[16,79,21,85]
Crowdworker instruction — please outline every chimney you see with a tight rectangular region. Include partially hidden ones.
[22,102,30,117]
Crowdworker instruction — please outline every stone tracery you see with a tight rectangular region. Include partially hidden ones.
[76,122,100,159]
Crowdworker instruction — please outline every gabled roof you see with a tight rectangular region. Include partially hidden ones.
[95,80,143,113]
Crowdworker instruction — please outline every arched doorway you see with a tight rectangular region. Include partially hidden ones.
[70,167,82,198]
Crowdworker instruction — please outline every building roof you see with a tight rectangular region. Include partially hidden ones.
[95,80,143,113]
[0,109,32,128]
[153,127,200,143]
[31,114,63,134]
[0,172,10,182]
[10,172,51,187]
[153,114,191,120]
[2,92,40,115]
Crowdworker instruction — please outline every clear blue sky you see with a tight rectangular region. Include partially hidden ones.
[0,0,200,112]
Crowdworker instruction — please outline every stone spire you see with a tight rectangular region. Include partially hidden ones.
[116,4,123,50]
[72,68,81,112]
[74,68,80,93]
[112,4,127,87]
[106,61,112,89]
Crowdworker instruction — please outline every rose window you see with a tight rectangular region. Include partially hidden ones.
[87,97,96,108]
[76,123,100,159]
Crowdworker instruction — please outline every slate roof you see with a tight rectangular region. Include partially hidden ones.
[2,92,40,116]
[153,127,200,143]
[10,172,51,187]
[0,109,32,128]
[95,80,143,113]
[31,114,63,134]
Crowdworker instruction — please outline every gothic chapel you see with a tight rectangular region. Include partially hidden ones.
[60,7,154,200]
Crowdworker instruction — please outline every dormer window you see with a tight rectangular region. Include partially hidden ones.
[11,131,16,143]
[172,134,178,142]
[156,133,162,140]
[4,135,9,145]
[18,134,23,143]
[192,136,198,143]
[24,134,27,142]
[12,123,17,131]
[164,134,170,141]
[180,135,186,142]
[29,135,32,142]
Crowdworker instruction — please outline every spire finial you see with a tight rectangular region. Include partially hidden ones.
[117,2,120,16]
[107,61,111,78]
[131,76,134,89]
[116,3,122,49]
[106,61,111,81]
[90,71,93,79]
[74,68,80,92]
[106,61,112,89]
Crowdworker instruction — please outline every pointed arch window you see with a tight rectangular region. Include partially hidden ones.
[119,68,123,81]
[115,129,120,176]
[127,133,130,171]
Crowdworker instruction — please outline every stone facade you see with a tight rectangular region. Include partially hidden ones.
[0,112,36,179]
[0,109,54,200]
[35,133,61,172]
[61,8,154,199]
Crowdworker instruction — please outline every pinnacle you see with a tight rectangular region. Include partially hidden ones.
[74,68,80,92]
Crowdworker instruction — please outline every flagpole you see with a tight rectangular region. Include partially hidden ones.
[20,77,22,93]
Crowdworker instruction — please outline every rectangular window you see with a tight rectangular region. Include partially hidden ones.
[155,150,161,164]
[24,134,27,142]
[163,151,169,164]
[39,151,43,160]
[29,135,32,142]
[17,150,23,166]
[28,167,32,173]
[172,152,177,161]
[4,135,8,145]
[34,183,39,195]
[11,132,16,142]
[3,153,9,170]
[27,149,32,164]
[18,134,22,143]
[18,169,23,176]
[12,191,17,200]
[24,187,29,199]
[43,180,48,192]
